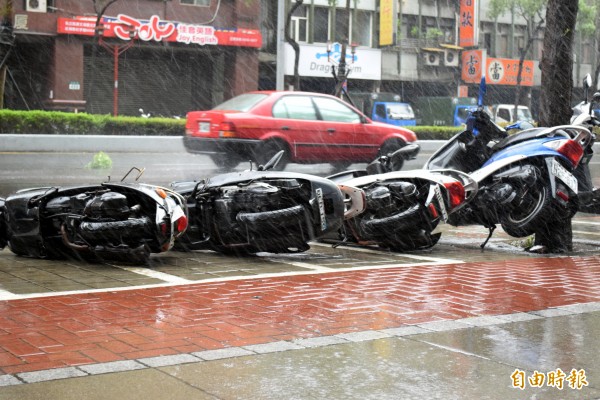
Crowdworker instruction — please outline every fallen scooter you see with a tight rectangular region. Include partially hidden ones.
[325,145,477,251]
[171,151,364,254]
[424,78,593,250]
[0,168,188,264]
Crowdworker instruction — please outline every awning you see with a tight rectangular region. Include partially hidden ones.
[439,44,464,50]
[421,47,445,53]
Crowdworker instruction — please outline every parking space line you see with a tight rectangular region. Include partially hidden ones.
[573,220,600,226]
[0,258,464,302]
[114,266,193,284]
[573,230,600,236]
[0,289,19,301]
[310,242,462,264]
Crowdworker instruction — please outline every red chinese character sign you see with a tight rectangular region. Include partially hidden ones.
[462,49,535,86]
[461,49,485,83]
[459,0,478,47]
[486,58,534,86]
[57,15,262,48]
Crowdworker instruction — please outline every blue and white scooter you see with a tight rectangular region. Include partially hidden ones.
[424,78,593,249]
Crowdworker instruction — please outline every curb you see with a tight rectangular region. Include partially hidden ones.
[0,135,445,154]
[0,134,187,153]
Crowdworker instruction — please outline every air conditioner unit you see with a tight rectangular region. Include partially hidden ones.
[423,52,440,66]
[444,49,460,67]
[26,0,47,13]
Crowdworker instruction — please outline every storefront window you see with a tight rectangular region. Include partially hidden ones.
[352,10,371,47]
[313,7,329,43]
[312,7,372,46]
[180,0,210,6]
[335,9,350,43]
[291,5,308,42]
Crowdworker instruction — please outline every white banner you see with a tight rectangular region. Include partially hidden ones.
[284,43,381,80]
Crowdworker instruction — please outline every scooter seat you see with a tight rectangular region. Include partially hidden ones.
[491,127,547,151]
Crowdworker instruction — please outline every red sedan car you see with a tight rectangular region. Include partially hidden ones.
[184,91,419,169]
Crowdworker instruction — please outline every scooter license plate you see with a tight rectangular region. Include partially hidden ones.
[551,158,578,193]
[434,185,449,222]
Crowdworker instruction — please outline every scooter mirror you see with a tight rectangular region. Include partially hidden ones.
[259,150,284,171]
[584,74,593,89]
[584,74,593,104]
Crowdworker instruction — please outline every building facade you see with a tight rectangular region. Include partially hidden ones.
[1,0,593,117]
[2,0,262,116]
[258,0,593,117]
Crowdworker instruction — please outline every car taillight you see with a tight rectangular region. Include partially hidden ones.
[443,180,465,208]
[543,139,583,168]
[219,121,237,138]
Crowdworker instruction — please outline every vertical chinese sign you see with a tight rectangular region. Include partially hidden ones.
[459,0,478,48]
[379,0,395,47]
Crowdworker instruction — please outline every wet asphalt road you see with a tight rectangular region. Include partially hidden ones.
[0,151,430,197]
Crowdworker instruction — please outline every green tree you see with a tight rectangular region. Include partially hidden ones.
[488,0,545,120]
[573,0,595,87]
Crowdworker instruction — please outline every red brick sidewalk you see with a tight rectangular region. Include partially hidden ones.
[1,256,599,375]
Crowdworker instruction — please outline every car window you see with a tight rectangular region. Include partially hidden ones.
[272,96,318,120]
[213,93,268,111]
[387,104,415,119]
[517,108,532,120]
[498,108,511,121]
[313,97,361,123]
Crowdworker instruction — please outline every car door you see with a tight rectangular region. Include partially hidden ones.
[270,95,329,161]
[311,96,366,161]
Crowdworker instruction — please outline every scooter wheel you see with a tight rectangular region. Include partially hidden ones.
[381,231,442,252]
[500,182,556,238]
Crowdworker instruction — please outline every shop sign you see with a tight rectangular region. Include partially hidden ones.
[459,0,478,48]
[57,15,262,48]
[284,43,381,81]
[462,50,534,86]
[486,58,534,86]
[379,0,395,46]
[461,49,485,83]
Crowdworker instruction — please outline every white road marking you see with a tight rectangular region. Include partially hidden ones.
[0,246,463,301]
[310,241,461,264]
[573,220,600,226]
[573,230,600,237]
[114,266,193,284]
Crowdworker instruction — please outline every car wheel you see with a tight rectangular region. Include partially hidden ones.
[209,154,243,170]
[330,161,352,171]
[256,140,290,170]
[378,139,406,171]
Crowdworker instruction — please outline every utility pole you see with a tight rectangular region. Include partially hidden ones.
[333,0,351,98]
[0,0,15,109]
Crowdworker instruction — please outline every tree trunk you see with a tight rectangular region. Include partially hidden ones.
[534,0,578,253]
[538,0,578,126]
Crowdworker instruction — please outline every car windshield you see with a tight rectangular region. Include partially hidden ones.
[213,93,268,112]
[387,104,414,119]
[457,106,477,120]
[517,107,533,120]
